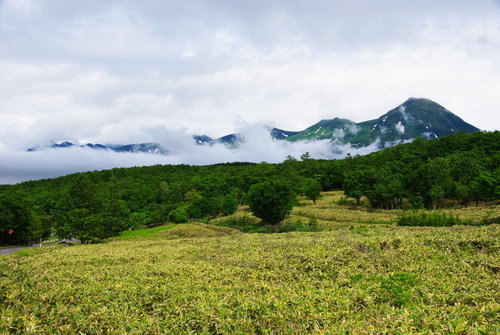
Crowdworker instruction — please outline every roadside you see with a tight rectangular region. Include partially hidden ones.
[0,239,79,256]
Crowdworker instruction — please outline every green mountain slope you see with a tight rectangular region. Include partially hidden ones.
[286,118,357,142]
[367,98,480,147]
[275,98,480,148]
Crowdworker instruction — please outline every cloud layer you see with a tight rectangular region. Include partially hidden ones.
[0,0,499,183]
[0,126,382,184]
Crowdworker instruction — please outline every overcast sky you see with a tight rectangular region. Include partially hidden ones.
[1,0,499,183]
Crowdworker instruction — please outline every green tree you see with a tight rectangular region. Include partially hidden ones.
[246,179,296,225]
[471,171,499,205]
[64,174,101,211]
[129,211,153,229]
[0,193,34,245]
[300,152,311,161]
[55,174,129,243]
[343,170,365,206]
[302,178,322,204]
[168,205,189,223]
[454,182,473,207]
[218,193,239,216]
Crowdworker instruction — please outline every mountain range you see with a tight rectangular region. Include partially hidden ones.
[189,98,479,149]
[27,142,168,154]
[27,98,480,154]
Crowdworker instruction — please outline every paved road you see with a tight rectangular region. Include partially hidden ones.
[0,246,35,256]
[0,240,78,256]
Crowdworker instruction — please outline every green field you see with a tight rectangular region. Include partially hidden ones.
[1,192,498,334]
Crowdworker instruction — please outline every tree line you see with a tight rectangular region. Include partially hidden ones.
[0,131,498,245]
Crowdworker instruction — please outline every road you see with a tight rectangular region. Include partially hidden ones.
[0,240,78,256]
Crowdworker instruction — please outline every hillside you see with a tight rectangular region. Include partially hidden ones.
[1,131,498,246]
[1,193,498,333]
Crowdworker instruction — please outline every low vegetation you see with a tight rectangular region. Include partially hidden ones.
[1,191,498,333]
[0,223,498,333]
[115,225,176,240]
[397,211,473,227]
[157,223,242,239]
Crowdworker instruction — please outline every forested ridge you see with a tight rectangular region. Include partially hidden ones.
[1,131,498,245]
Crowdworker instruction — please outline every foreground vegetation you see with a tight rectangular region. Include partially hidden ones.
[214,191,498,232]
[1,224,498,333]
[1,192,498,333]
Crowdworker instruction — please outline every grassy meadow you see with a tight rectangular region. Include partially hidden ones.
[1,192,498,334]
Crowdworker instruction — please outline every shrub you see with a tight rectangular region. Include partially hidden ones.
[409,196,425,209]
[213,215,264,233]
[280,217,321,233]
[168,205,189,223]
[397,211,473,227]
[336,196,357,206]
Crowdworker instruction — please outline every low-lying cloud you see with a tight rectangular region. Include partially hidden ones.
[0,125,382,184]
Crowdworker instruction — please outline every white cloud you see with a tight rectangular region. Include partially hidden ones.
[0,0,499,182]
[0,123,389,184]
[395,122,405,134]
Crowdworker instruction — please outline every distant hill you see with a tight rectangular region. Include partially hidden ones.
[27,98,480,154]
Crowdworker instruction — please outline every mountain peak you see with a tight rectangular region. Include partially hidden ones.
[370,98,479,146]
[403,97,420,104]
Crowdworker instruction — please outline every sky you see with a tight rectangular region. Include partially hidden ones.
[1,0,499,183]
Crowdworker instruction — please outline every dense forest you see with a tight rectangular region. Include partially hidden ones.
[0,131,498,245]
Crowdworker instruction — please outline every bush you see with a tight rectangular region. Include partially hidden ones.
[397,211,473,227]
[215,214,322,233]
[128,211,153,229]
[168,205,189,223]
[281,217,321,232]
[213,215,264,233]
[336,196,358,206]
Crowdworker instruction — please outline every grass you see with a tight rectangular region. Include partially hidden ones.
[290,191,399,229]
[397,211,475,227]
[0,192,498,334]
[114,224,176,240]
[157,223,242,239]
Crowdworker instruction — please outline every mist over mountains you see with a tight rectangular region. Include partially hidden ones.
[198,97,479,149]
[27,97,479,154]
[0,97,481,184]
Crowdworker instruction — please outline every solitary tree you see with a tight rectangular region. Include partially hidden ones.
[302,178,322,204]
[246,179,296,225]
